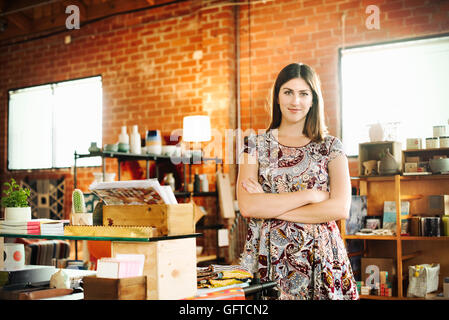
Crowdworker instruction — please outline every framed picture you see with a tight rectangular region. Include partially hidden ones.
[346,195,367,235]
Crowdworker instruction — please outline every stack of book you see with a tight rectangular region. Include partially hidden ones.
[0,220,42,234]
[0,219,68,235]
[40,220,66,235]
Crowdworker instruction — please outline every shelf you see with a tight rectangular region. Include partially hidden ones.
[360,293,447,300]
[400,194,423,201]
[352,175,396,181]
[75,151,223,164]
[174,191,218,197]
[197,254,217,263]
[352,174,449,181]
[344,235,449,241]
[359,294,429,300]
[402,251,421,261]
[0,232,202,242]
[344,235,397,240]
[400,236,449,241]
[404,147,449,153]
[359,294,400,300]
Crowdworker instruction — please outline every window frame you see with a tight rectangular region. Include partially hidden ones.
[7,74,103,171]
[338,33,449,158]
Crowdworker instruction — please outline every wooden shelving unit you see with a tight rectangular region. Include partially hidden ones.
[341,172,449,300]
[73,151,224,264]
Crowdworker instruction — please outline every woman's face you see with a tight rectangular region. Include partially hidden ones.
[278,77,313,125]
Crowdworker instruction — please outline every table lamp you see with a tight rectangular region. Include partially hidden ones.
[182,115,211,162]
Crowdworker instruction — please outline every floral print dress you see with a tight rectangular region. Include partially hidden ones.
[240,130,359,300]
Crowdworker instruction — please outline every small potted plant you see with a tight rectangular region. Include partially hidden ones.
[1,178,32,221]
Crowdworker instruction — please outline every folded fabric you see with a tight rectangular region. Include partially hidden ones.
[197,265,252,289]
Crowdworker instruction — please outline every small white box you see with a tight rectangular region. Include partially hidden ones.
[404,162,417,173]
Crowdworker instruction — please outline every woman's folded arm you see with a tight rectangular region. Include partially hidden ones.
[237,152,329,219]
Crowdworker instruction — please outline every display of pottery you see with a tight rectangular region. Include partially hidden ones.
[88,142,101,153]
[378,148,399,175]
[363,160,378,176]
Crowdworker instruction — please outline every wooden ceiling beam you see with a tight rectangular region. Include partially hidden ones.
[5,12,31,31]
[0,0,181,42]
[0,0,63,17]
[0,0,8,13]
[62,0,87,19]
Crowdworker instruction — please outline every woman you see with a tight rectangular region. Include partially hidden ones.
[237,63,358,300]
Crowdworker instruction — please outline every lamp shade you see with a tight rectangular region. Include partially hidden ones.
[182,115,211,142]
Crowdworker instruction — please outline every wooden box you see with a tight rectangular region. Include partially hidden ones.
[111,237,197,300]
[361,258,397,293]
[359,141,402,176]
[83,275,147,300]
[103,203,195,236]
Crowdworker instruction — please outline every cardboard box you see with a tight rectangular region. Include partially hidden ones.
[83,275,147,300]
[103,203,195,236]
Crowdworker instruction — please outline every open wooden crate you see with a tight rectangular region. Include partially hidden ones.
[102,203,195,236]
[83,275,147,300]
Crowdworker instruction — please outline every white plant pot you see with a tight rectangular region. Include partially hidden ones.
[71,212,93,226]
[4,207,32,222]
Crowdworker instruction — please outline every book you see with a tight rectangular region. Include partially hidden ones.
[0,219,64,235]
[89,179,177,205]
[346,195,368,235]
[96,254,144,279]
[383,201,410,234]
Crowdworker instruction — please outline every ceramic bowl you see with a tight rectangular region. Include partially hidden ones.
[161,145,176,156]
[104,144,118,152]
[118,142,129,153]
[429,158,449,173]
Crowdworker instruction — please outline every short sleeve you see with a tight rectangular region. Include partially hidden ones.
[328,136,346,161]
[242,135,258,157]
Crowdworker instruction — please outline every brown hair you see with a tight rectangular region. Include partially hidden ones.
[267,63,327,142]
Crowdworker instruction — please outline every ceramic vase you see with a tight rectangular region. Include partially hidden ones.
[378,148,398,175]
[130,125,142,154]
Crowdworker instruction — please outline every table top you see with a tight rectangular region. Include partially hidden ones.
[0,232,202,242]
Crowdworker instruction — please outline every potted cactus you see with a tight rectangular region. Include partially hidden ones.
[71,189,92,225]
[1,178,32,221]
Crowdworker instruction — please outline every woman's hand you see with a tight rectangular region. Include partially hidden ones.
[241,178,264,194]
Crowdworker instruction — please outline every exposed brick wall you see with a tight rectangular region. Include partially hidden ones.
[238,0,449,175]
[1,0,449,219]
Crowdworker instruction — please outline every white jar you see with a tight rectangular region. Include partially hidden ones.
[119,126,129,144]
[440,136,449,148]
[200,174,209,192]
[426,137,439,149]
[130,125,142,154]
[406,138,422,150]
[433,125,447,137]
[147,145,162,155]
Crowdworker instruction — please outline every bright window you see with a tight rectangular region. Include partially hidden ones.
[8,76,102,170]
[340,36,449,156]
